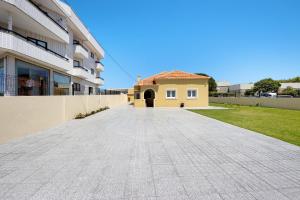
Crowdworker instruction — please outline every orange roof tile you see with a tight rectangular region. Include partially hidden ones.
[137,70,209,86]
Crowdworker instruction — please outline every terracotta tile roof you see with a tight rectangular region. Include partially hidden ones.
[137,70,209,86]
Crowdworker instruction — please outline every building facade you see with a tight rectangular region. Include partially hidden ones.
[0,0,104,96]
[229,83,254,97]
[216,81,230,94]
[134,71,209,107]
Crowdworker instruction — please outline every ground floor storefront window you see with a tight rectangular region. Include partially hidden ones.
[16,60,49,96]
[53,72,70,95]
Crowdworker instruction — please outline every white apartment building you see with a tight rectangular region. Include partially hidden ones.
[0,0,105,96]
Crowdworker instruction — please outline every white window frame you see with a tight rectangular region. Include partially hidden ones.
[166,89,177,99]
[187,88,198,99]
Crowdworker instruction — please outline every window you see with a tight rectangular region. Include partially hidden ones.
[91,52,94,59]
[73,83,81,92]
[16,60,49,96]
[0,58,3,75]
[187,89,197,99]
[73,60,80,67]
[135,92,140,99]
[53,72,70,95]
[89,87,93,95]
[91,68,94,75]
[166,89,176,99]
[73,40,80,45]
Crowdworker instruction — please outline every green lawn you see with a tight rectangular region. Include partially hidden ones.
[190,103,300,146]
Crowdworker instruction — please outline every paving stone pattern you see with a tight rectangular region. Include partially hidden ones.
[0,106,299,200]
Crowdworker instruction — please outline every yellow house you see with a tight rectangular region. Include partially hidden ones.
[134,71,209,107]
[127,88,134,104]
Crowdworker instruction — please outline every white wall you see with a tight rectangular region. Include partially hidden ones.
[210,97,300,110]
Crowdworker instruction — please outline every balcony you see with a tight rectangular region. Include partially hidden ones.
[95,77,104,86]
[72,66,89,79]
[74,44,89,59]
[95,61,104,72]
[0,27,71,71]
[1,0,69,43]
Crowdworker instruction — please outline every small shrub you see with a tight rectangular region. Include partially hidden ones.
[75,113,85,119]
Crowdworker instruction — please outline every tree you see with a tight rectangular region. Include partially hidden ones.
[279,76,300,83]
[253,78,281,95]
[281,87,298,97]
[244,89,255,96]
[195,73,217,92]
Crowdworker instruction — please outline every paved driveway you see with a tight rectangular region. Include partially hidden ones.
[0,106,299,200]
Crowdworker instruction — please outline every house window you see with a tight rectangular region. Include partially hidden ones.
[187,89,197,99]
[73,83,81,92]
[166,89,176,99]
[135,92,140,99]
[91,68,94,75]
[91,52,94,59]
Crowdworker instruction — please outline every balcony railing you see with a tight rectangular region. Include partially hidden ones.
[0,26,69,61]
[96,76,104,81]
[73,65,88,72]
[27,0,68,33]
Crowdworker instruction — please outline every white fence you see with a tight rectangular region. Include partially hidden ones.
[210,97,300,110]
[0,95,128,143]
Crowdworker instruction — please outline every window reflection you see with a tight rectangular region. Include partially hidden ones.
[53,72,70,95]
[16,60,49,96]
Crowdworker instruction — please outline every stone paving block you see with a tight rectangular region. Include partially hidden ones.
[250,190,290,200]
[257,172,299,189]
[231,172,273,192]
[279,187,300,200]
[181,176,216,196]
[206,174,247,194]
[2,183,42,200]
[221,192,256,200]
[188,193,223,200]
[154,178,186,197]
[239,161,273,174]
[0,169,37,184]
[124,179,156,197]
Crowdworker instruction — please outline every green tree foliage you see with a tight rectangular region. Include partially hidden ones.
[196,73,217,92]
[279,76,300,83]
[281,87,298,97]
[244,89,256,96]
[253,78,281,94]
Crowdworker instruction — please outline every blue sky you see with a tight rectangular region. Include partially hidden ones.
[67,0,300,88]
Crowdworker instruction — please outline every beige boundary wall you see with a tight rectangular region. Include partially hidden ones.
[0,95,127,144]
[210,97,300,110]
